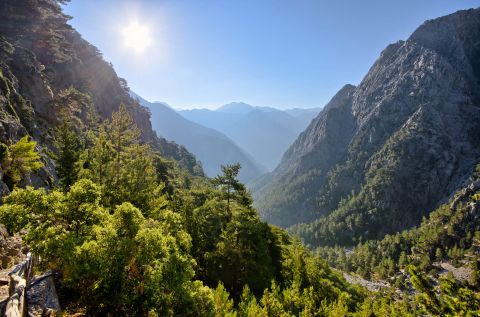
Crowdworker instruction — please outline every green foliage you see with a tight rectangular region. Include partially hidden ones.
[316,182,480,282]
[1,2,478,314]
[203,204,279,298]
[3,107,477,315]
[0,107,366,315]
[213,283,237,317]
[0,135,43,190]
[154,136,205,177]
[54,87,97,130]
[212,163,252,212]
[79,105,161,211]
[406,267,480,316]
[53,120,82,190]
[305,170,480,316]
[0,180,200,315]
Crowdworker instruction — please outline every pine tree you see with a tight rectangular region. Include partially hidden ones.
[408,266,440,314]
[79,105,159,211]
[54,121,82,190]
[0,135,43,190]
[212,163,252,214]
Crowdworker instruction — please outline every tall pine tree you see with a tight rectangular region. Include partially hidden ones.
[54,120,82,190]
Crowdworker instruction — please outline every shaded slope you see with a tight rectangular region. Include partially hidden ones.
[181,105,319,170]
[133,94,266,182]
[0,0,203,195]
[253,8,480,245]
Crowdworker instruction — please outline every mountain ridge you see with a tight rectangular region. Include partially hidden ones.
[180,103,320,170]
[253,8,480,245]
[0,0,203,194]
[131,92,267,182]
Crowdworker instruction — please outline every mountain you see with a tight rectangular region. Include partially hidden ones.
[217,102,278,114]
[180,104,320,171]
[131,93,266,182]
[314,167,480,281]
[1,2,479,315]
[252,8,480,246]
[0,0,202,195]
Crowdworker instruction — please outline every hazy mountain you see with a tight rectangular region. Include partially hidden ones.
[217,102,278,114]
[252,8,480,246]
[132,93,267,182]
[180,104,320,171]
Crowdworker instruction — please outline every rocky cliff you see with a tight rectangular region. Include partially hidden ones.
[253,8,480,245]
[0,0,202,195]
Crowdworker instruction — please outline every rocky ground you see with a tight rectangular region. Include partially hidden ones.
[0,225,61,315]
[0,268,10,303]
[437,261,473,282]
[342,272,390,292]
[0,224,25,269]
[27,272,61,316]
[0,224,25,305]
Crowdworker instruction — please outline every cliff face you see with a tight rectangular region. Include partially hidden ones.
[0,0,202,194]
[0,1,155,138]
[253,8,480,244]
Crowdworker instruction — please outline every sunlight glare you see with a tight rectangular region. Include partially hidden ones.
[122,21,152,54]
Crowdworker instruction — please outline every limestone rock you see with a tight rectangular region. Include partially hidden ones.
[253,9,480,244]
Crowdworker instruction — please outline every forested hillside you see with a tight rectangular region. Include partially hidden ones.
[314,165,480,281]
[253,9,480,246]
[0,1,479,315]
[0,0,364,315]
[0,0,202,196]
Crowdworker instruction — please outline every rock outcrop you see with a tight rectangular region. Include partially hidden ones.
[0,0,203,194]
[0,225,24,269]
[253,8,480,245]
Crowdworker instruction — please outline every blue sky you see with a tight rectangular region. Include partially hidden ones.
[64,0,480,110]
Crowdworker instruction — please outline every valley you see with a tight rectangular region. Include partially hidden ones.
[0,1,479,316]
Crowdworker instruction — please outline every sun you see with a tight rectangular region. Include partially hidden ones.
[122,21,152,53]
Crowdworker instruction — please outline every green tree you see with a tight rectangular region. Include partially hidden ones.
[435,247,443,261]
[238,285,264,317]
[205,205,278,298]
[212,163,252,214]
[79,105,160,212]
[408,266,440,315]
[53,120,82,190]
[213,283,237,317]
[0,135,43,190]
[0,179,207,315]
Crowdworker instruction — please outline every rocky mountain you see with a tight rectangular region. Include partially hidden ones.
[0,0,202,195]
[132,93,266,182]
[180,103,320,171]
[253,8,480,246]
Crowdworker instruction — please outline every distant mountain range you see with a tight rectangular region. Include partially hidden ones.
[180,103,320,171]
[133,93,320,181]
[131,93,266,182]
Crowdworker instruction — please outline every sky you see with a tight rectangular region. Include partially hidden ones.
[63,0,480,110]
